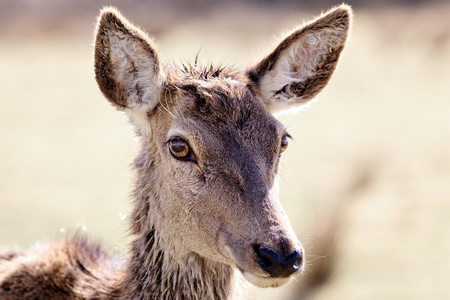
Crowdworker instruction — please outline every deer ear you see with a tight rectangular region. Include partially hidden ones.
[94,7,164,115]
[247,5,352,113]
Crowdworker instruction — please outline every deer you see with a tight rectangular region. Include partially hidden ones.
[0,5,351,299]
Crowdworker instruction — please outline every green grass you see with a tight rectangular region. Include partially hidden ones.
[1,6,449,300]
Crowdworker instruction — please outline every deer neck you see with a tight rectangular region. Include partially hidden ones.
[118,145,241,300]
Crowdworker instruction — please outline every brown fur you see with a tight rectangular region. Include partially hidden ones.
[0,5,351,299]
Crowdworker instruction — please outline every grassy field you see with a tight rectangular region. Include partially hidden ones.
[1,3,450,299]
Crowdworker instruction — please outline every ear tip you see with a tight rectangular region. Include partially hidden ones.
[99,6,121,17]
[97,6,125,28]
[330,4,353,22]
[315,3,352,33]
[336,3,353,13]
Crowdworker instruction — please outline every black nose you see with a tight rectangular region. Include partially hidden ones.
[254,245,303,278]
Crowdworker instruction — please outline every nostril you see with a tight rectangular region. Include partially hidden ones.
[254,245,303,278]
[253,245,277,269]
[285,249,302,265]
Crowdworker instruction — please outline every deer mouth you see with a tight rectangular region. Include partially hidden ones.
[217,223,304,287]
[238,246,304,288]
[241,271,293,288]
[219,241,303,288]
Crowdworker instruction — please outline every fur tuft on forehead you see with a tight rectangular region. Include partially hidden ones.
[161,63,253,124]
[166,62,243,84]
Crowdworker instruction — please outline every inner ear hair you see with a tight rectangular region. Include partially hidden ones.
[247,5,352,112]
[94,7,164,111]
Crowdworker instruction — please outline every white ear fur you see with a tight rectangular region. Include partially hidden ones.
[94,7,166,136]
[261,31,347,112]
[107,33,165,111]
[108,30,164,136]
[248,5,352,113]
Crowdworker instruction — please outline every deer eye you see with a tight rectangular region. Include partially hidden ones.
[168,137,193,161]
[279,134,290,155]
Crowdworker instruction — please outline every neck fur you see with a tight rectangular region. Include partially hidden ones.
[119,229,240,299]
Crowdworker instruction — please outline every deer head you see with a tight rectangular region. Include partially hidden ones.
[94,5,351,288]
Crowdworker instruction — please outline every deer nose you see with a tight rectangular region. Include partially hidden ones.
[254,245,303,278]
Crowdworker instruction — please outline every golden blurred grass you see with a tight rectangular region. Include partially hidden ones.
[1,5,450,300]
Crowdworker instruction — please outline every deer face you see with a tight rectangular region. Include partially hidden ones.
[150,76,302,287]
[94,6,350,288]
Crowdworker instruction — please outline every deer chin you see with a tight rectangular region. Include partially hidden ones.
[242,271,292,288]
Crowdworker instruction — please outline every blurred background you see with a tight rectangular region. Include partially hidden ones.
[1,0,449,299]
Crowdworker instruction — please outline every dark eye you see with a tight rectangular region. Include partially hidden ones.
[168,137,193,161]
[279,134,290,155]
